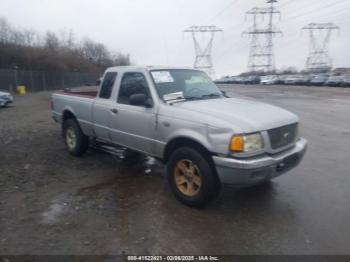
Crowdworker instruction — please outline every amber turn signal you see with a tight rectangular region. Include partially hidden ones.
[230,135,244,152]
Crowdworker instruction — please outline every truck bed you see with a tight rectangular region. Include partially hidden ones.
[52,88,98,137]
[56,90,98,99]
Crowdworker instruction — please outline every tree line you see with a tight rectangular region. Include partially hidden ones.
[0,17,130,73]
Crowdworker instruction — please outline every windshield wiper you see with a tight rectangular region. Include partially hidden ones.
[165,96,203,104]
[184,94,221,100]
[200,93,221,99]
[166,93,221,104]
[164,96,186,102]
[183,96,204,100]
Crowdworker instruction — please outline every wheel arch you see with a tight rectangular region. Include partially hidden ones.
[61,109,79,135]
[163,136,213,164]
[62,109,77,123]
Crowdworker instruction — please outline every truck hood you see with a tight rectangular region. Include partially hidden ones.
[171,97,298,133]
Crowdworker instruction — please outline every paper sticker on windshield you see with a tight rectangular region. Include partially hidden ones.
[151,71,174,83]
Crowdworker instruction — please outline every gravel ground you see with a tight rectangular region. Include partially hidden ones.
[0,84,350,255]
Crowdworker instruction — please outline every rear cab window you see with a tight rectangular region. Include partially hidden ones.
[99,72,117,99]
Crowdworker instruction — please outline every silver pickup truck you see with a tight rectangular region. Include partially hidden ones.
[51,66,307,207]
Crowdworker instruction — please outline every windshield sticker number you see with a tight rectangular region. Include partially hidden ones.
[151,71,174,84]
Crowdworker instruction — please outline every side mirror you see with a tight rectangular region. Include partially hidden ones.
[129,93,153,108]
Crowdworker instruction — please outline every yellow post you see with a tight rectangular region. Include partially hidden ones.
[17,85,26,95]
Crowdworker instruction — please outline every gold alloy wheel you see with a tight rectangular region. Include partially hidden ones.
[174,159,202,197]
[66,127,77,151]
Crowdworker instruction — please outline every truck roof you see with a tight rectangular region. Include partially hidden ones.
[105,65,196,73]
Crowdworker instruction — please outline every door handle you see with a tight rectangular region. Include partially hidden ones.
[110,108,118,114]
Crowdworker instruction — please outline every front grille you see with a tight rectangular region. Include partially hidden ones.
[268,123,298,150]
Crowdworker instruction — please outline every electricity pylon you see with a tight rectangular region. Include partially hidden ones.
[243,0,282,73]
[302,23,339,72]
[184,25,223,78]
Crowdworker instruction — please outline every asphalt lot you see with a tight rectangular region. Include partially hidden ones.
[0,84,350,255]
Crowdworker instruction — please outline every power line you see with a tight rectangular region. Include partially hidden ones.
[278,0,295,9]
[281,9,348,27]
[277,2,348,34]
[283,0,349,22]
[215,39,246,62]
[308,7,350,24]
[205,0,241,24]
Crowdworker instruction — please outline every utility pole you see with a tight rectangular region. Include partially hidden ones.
[302,23,339,72]
[184,25,223,78]
[243,0,282,73]
[267,0,277,72]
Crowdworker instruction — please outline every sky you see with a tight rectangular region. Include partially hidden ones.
[0,0,349,77]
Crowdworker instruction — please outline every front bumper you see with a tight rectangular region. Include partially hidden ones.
[213,138,307,186]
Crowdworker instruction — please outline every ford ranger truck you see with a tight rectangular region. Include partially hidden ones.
[51,66,307,207]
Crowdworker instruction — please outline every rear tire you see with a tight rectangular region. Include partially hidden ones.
[167,147,221,207]
[63,119,89,156]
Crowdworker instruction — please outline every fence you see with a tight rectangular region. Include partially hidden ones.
[0,69,101,92]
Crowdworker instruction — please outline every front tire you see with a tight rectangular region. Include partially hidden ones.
[167,147,221,207]
[63,119,89,156]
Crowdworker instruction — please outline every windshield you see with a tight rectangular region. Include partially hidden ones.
[150,69,223,102]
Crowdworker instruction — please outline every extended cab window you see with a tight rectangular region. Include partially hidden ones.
[118,72,151,105]
[99,72,117,99]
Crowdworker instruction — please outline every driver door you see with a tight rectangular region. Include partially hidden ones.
[109,72,157,154]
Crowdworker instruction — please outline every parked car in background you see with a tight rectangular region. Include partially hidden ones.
[284,75,311,85]
[260,75,279,85]
[0,97,8,107]
[231,77,238,84]
[214,76,231,84]
[240,76,249,84]
[217,76,242,84]
[51,66,307,207]
[242,75,260,85]
[284,75,299,85]
[224,76,235,84]
[341,75,350,87]
[298,75,311,85]
[0,90,14,107]
[325,75,344,87]
[276,75,288,84]
[233,76,244,84]
[310,75,329,86]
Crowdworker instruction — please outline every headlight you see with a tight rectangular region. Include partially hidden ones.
[230,133,264,153]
